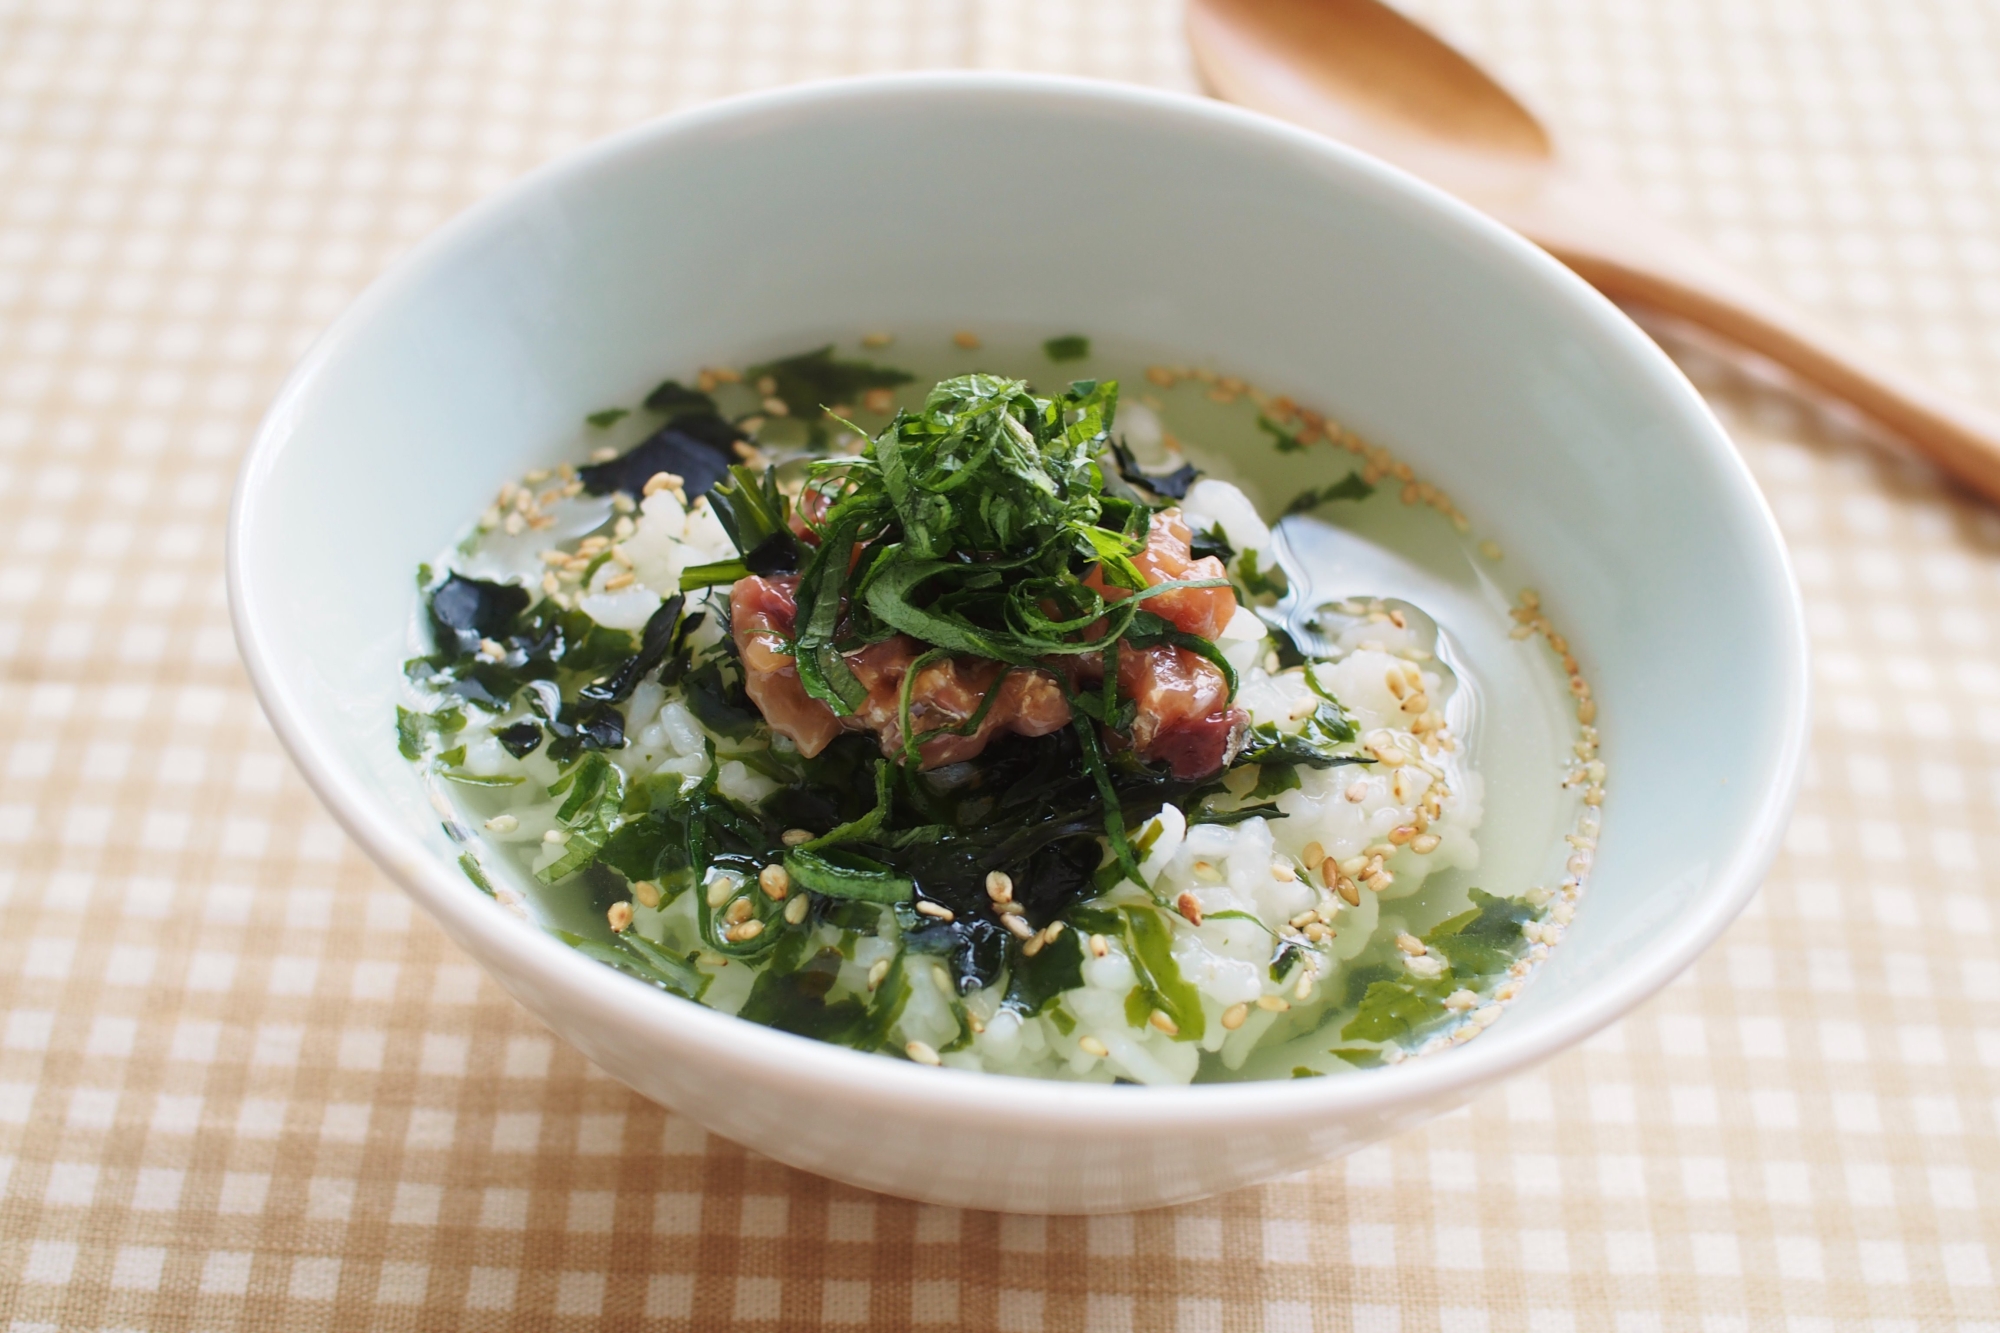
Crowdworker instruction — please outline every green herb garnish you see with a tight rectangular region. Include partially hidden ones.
[1043,334,1090,362]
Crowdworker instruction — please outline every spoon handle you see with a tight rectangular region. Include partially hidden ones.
[1520,181,2000,504]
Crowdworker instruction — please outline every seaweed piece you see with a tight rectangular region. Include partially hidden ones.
[642,380,718,416]
[1331,1047,1384,1069]
[1340,976,1451,1043]
[747,345,913,419]
[1422,889,1537,977]
[586,407,629,428]
[737,946,907,1048]
[578,413,742,500]
[577,595,685,707]
[396,704,465,760]
[494,720,543,758]
[1009,836,1102,928]
[904,916,1009,996]
[1258,414,1307,453]
[1285,472,1374,514]
[1043,334,1090,362]
[1120,905,1204,1041]
[598,812,675,883]
[535,753,626,883]
[682,658,761,738]
[1189,523,1233,565]
[1002,921,1084,1015]
[428,573,530,654]
[1109,438,1199,502]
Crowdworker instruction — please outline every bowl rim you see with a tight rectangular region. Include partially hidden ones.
[228,69,1809,1132]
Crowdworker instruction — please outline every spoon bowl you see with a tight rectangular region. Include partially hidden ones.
[1187,0,2000,505]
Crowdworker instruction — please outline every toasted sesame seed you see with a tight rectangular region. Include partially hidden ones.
[1344,780,1369,803]
[728,919,764,942]
[1289,909,1319,929]
[862,332,894,348]
[1444,988,1478,1011]
[985,870,1013,903]
[998,913,1034,941]
[484,814,518,834]
[1473,1005,1502,1027]
[603,571,636,591]
[1388,825,1416,846]
[1078,1036,1109,1058]
[1336,878,1361,907]
[1256,995,1290,1012]
[758,864,790,899]
[1271,860,1297,882]
[1411,833,1441,855]
[1395,933,1426,955]
[705,876,737,909]
[607,901,633,932]
[783,894,810,925]
[724,897,754,925]
[1148,1010,1179,1036]
[994,900,1026,917]
[915,901,954,922]
[781,828,815,847]
[1302,841,1327,869]
[543,829,569,845]
[1176,891,1204,926]
[905,1040,941,1066]
[1089,933,1109,958]
[642,471,684,497]
[611,491,636,514]
[1294,970,1314,1001]
[952,330,981,349]
[632,880,662,909]
[1221,1003,1249,1031]
[862,386,896,414]
[866,958,890,990]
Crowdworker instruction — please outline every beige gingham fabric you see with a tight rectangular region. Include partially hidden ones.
[2,0,1998,1328]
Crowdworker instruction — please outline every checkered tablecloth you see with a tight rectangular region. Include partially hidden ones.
[3,1,1998,1328]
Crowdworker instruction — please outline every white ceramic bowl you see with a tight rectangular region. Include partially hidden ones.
[229,73,1807,1213]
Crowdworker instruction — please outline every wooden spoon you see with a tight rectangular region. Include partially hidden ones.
[1187,0,2000,504]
